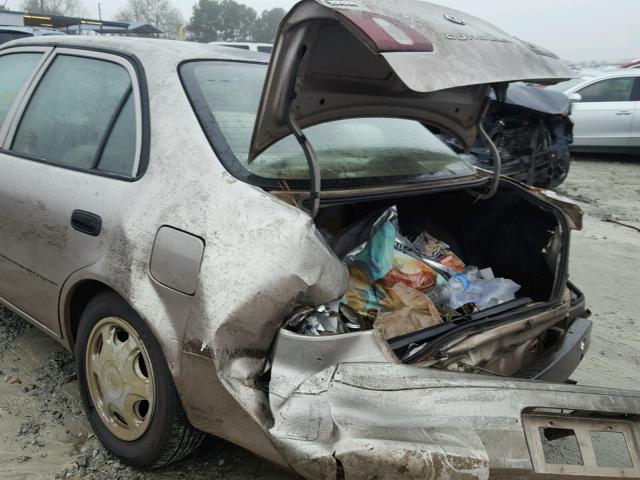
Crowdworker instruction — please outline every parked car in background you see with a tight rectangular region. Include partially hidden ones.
[1,1,639,479]
[622,59,640,69]
[0,26,64,45]
[467,84,573,188]
[209,41,272,54]
[547,70,640,152]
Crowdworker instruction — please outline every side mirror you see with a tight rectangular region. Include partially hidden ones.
[568,92,582,102]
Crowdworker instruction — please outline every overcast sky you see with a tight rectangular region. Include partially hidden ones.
[7,0,636,61]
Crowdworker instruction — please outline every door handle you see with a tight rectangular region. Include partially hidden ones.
[615,111,632,116]
[71,210,102,237]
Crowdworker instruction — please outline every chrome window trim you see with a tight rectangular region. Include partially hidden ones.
[3,47,143,178]
[0,46,53,147]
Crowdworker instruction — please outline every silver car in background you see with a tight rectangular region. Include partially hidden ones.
[549,70,640,152]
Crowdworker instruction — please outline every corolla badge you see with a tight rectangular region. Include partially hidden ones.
[443,13,466,25]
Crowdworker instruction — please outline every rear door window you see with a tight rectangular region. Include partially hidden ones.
[11,54,138,176]
[577,77,635,102]
[0,52,42,127]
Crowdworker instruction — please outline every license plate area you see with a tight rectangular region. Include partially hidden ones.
[523,412,640,477]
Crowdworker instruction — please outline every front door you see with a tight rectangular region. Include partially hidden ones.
[571,76,636,147]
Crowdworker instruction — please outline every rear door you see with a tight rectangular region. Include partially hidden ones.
[0,46,49,315]
[570,76,636,147]
[0,48,144,335]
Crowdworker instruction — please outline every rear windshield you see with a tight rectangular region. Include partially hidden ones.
[180,61,475,189]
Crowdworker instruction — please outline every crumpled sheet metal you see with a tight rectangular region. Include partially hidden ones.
[188,206,349,373]
[271,364,490,480]
[431,291,572,375]
[269,363,640,480]
[180,196,349,450]
[269,329,394,412]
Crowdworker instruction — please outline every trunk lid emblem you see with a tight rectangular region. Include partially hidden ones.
[444,13,466,25]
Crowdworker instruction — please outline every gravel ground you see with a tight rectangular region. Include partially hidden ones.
[0,154,638,479]
[0,311,296,480]
[557,154,640,390]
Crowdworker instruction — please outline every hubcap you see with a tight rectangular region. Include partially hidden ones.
[85,317,155,441]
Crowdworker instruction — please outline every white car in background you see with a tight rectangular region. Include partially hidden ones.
[209,41,272,54]
[548,70,640,152]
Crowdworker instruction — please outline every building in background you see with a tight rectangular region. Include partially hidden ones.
[0,9,164,37]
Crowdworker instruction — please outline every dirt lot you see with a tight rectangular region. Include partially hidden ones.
[0,154,638,479]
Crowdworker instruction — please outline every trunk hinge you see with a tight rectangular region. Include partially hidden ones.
[286,108,321,217]
[474,84,506,200]
[285,46,321,218]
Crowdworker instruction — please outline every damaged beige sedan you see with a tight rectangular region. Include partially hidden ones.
[0,0,639,478]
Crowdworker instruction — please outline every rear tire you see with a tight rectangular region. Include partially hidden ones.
[75,291,205,468]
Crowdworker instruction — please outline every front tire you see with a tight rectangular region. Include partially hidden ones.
[75,291,205,468]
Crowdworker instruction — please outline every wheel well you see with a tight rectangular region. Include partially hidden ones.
[67,280,114,346]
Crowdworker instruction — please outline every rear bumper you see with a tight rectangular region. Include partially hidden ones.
[514,316,592,382]
[269,363,640,480]
[514,281,590,382]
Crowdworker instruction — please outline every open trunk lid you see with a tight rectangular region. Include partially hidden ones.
[249,0,573,160]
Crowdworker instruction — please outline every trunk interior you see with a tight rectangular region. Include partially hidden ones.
[306,180,570,370]
[317,182,561,305]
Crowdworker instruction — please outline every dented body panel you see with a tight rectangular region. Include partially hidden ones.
[270,363,640,479]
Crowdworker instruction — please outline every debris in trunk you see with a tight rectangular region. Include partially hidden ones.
[446,266,521,310]
[373,284,442,340]
[341,207,438,316]
[286,304,347,336]
[412,231,465,272]
[287,206,522,341]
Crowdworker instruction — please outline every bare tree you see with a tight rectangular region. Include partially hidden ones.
[116,0,184,37]
[21,0,87,16]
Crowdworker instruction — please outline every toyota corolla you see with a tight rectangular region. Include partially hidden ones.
[0,1,639,478]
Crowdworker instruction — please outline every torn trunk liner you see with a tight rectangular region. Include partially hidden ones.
[279,181,569,376]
